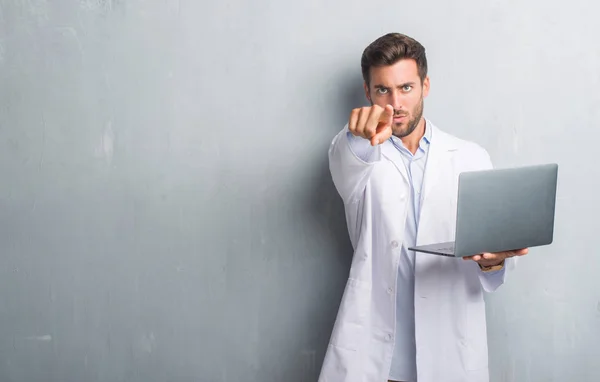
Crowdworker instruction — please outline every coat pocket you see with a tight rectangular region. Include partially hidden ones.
[330,278,371,351]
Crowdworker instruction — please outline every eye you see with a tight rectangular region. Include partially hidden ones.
[376,88,388,95]
[402,85,413,92]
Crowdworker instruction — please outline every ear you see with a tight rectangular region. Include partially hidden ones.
[422,76,430,98]
[363,82,371,103]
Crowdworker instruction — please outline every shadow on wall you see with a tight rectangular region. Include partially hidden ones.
[290,68,368,381]
[307,67,369,267]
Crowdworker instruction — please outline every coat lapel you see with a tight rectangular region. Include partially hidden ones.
[381,140,409,183]
[420,123,458,207]
[380,122,459,202]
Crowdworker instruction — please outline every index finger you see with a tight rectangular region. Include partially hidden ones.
[379,104,394,122]
[370,105,394,145]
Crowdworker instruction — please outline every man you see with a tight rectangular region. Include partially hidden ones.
[319,33,528,382]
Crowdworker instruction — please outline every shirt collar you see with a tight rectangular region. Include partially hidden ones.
[422,120,431,144]
[390,120,431,149]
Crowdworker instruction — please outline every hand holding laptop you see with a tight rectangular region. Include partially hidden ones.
[463,247,529,267]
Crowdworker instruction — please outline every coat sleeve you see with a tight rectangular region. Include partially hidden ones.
[473,146,518,292]
[328,124,382,204]
[478,257,518,292]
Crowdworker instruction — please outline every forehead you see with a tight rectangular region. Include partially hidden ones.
[369,59,420,86]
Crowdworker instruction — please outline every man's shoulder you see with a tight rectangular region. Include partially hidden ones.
[430,121,487,152]
[428,120,492,168]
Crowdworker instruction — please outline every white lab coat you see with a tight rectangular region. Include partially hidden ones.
[319,120,515,382]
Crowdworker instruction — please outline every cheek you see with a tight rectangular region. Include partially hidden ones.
[407,95,422,113]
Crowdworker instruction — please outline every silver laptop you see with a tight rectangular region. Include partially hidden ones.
[408,163,558,257]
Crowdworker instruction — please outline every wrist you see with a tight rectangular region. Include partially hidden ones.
[479,259,505,272]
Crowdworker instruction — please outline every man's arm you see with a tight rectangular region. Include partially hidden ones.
[477,264,507,293]
[328,105,393,204]
[469,250,525,292]
[476,259,510,292]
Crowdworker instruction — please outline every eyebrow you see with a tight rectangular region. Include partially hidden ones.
[373,82,416,89]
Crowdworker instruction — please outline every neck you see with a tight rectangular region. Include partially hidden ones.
[400,118,426,154]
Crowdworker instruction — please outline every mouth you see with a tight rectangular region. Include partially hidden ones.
[393,114,408,122]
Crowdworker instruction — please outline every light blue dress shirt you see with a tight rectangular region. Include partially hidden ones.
[346,122,503,382]
[386,126,430,382]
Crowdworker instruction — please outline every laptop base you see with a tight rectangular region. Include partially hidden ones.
[408,241,456,257]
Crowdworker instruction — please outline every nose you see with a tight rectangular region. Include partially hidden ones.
[390,90,403,112]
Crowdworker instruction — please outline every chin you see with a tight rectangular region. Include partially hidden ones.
[392,126,410,138]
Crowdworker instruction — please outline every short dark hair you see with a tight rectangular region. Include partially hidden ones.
[361,33,428,86]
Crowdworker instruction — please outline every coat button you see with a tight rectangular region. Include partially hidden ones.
[387,333,393,341]
[391,241,399,248]
[387,287,393,295]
